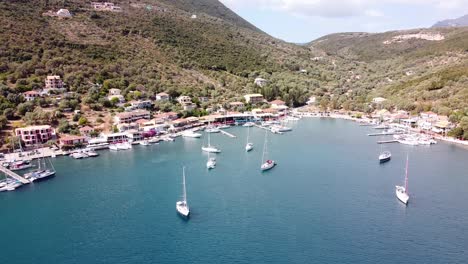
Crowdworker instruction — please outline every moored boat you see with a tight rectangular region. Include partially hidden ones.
[379,151,391,163]
[396,155,410,205]
[176,167,190,218]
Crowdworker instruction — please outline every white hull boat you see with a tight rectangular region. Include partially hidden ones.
[260,130,276,171]
[243,122,255,127]
[205,127,220,133]
[201,146,221,153]
[245,143,253,152]
[396,155,410,205]
[176,167,190,218]
[182,131,202,138]
[206,157,216,169]
[379,151,391,163]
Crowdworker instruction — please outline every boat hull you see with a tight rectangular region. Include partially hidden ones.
[176,202,190,218]
[202,147,221,153]
[261,160,276,171]
[379,156,391,163]
[245,143,253,152]
[395,186,409,205]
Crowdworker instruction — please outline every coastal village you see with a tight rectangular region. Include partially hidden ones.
[1,1,467,193]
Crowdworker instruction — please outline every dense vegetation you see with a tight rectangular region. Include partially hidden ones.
[0,0,467,142]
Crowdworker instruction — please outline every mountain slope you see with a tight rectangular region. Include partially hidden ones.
[307,28,468,115]
[433,14,468,28]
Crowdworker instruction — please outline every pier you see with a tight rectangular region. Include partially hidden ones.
[0,166,30,184]
[377,140,399,144]
[220,130,236,138]
[368,132,403,136]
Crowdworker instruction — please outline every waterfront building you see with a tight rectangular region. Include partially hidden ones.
[114,110,150,124]
[270,99,286,109]
[15,125,55,147]
[79,126,95,137]
[59,135,87,146]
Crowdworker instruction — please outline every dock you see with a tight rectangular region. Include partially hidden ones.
[377,140,399,144]
[368,132,403,136]
[220,130,236,138]
[0,166,30,184]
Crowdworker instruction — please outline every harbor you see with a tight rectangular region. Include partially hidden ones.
[1,118,467,264]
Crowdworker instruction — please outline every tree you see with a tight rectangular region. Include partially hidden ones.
[0,115,7,130]
[78,116,88,126]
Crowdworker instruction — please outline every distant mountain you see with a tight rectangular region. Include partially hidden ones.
[433,14,468,28]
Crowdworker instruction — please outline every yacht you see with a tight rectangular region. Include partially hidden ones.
[396,155,410,205]
[373,124,390,129]
[243,122,255,127]
[379,151,391,163]
[182,130,202,138]
[117,142,132,150]
[260,130,276,171]
[205,127,221,133]
[109,144,119,151]
[139,140,150,146]
[71,152,88,159]
[8,160,33,171]
[217,124,231,129]
[176,167,190,218]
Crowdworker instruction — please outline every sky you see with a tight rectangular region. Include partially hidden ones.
[219,0,468,43]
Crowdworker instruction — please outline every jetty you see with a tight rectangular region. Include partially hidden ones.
[0,166,30,184]
[377,140,399,144]
[220,130,236,138]
[368,132,403,136]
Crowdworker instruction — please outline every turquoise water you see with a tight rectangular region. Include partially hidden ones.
[1,119,468,264]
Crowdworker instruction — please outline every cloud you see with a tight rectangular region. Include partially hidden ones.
[220,0,467,18]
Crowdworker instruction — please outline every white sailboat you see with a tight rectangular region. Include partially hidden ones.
[245,124,253,152]
[395,155,410,205]
[260,130,276,171]
[176,167,190,218]
[378,144,391,163]
[202,129,221,153]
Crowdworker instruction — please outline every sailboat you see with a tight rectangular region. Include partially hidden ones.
[206,152,216,169]
[245,124,253,152]
[202,128,221,153]
[176,167,190,218]
[395,155,410,205]
[260,130,276,171]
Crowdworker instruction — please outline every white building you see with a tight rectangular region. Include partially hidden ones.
[177,96,192,105]
[156,92,170,101]
[254,78,268,87]
[244,94,264,104]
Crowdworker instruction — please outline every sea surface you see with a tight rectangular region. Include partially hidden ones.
[1,118,468,264]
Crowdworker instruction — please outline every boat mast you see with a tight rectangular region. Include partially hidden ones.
[405,155,409,193]
[182,166,187,203]
[246,125,250,144]
[262,129,268,163]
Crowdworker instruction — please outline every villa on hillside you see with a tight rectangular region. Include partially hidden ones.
[125,100,153,111]
[244,94,264,104]
[91,2,121,11]
[254,78,268,87]
[79,126,95,137]
[177,96,196,111]
[270,99,286,109]
[114,110,151,124]
[156,92,170,101]
[23,91,41,101]
[107,88,125,103]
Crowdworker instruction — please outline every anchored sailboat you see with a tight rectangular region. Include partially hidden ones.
[395,155,410,205]
[260,130,276,171]
[206,152,216,169]
[202,128,221,153]
[176,167,190,218]
[245,124,253,152]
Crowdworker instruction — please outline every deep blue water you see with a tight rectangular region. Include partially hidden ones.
[1,118,468,264]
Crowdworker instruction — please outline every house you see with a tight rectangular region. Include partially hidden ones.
[104,132,128,143]
[198,97,209,103]
[153,112,178,121]
[15,125,55,147]
[372,97,387,104]
[91,2,121,11]
[156,92,170,101]
[45,75,64,89]
[229,102,245,109]
[23,91,41,101]
[420,111,438,120]
[254,78,268,87]
[183,103,196,111]
[114,110,151,124]
[56,9,72,17]
[244,94,264,104]
[79,126,95,137]
[125,100,153,111]
[109,88,121,96]
[177,96,192,105]
[125,130,143,142]
[59,135,87,146]
[270,99,286,109]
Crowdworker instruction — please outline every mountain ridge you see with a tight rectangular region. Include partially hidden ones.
[433,14,468,28]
